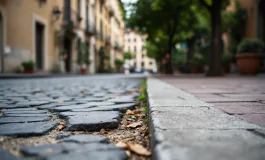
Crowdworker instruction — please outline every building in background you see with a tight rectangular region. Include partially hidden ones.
[0,0,124,74]
[124,29,157,72]
[95,0,124,72]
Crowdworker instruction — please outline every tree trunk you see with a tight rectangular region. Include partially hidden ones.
[165,35,174,74]
[207,0,223,76]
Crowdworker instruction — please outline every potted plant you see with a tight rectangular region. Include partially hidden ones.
[21,61,35,73]
[115,59,124,73]
[188,53,205,73]
[221,54,232,73]
[236,38,264,75]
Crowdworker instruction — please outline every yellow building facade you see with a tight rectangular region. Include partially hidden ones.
[0,0,124,73]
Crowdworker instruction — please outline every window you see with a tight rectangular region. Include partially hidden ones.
[128,39,130,42]
[134,38,136,42]
[142,54,145,58]
[128,47,130,52]
[142,38,145,42]
[100,3,102,13]
[149,61,153,65]
[142,46,144,51]
[134,54,136,59]
[141,62,145,67]
[134,46,136,52]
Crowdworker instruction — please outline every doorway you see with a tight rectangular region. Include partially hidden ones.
[35,22,45,70]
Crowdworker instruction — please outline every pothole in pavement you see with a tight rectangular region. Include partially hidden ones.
[0,79,150,160]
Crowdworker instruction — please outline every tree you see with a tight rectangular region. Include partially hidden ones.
[128,0,195,74]
[198,0,229,76]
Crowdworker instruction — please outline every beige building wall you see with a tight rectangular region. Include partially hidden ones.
[0,0,66,72]
[124,30,157,71]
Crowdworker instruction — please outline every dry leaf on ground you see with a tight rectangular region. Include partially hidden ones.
[116,141,129,149]
[127,143,151,156]
[100,129,108,135]
[56,124,65,131]
[127,122,142,128]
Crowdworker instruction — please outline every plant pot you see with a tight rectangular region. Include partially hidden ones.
[80,68,87,74]
[24,68,34,74]
[236,53,260,75]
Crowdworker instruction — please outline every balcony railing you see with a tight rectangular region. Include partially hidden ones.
[85,21,96,36]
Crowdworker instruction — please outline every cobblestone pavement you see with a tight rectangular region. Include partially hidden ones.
[147,75,265,160]
[0,75,143,160]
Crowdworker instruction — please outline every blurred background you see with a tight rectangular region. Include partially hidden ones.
[0,0,264,76]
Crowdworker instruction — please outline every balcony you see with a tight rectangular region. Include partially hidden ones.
[114,42,122,51]
[100,0,106,4]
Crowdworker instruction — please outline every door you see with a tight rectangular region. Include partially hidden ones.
[35,22,44,70]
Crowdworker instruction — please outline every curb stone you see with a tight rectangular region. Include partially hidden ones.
[146,78,265,160]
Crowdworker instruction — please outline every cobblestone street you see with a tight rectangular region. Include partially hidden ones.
[0,75,143,160]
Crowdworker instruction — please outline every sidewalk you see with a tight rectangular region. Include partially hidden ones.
[147,74,265,160]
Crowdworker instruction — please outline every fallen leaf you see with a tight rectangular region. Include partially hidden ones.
[126,110,134,115]
[100,129,108,135]
[125,150,131,156]
[57,124,65,131]
[54,99,64,103]
[127,122,142,128]
[116,141,129,149]
[127,143,151,156]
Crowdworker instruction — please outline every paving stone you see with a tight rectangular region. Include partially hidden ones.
[0,104,26,109]
[2,113,52,117]
[214,102,265,114]
[20,142,80,156]
[37,102,77,110]
[41,150,128,160]
[16,101,50,107]
[2,108,38,111]
[51,102,115,112]
[62,134,108,143]
[72,103,137,112]
[237,114,265,127]
[65,111,120,131]
[0,149,21,160]
[59,111,120,119]
[0,122,59,136]
[56,133,70,139]
[0,116,51,124]
[107,96,136,104]
[151,106,260,130]
[3,110,48,114]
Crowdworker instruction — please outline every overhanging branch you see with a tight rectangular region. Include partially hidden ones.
[199,0,212,11]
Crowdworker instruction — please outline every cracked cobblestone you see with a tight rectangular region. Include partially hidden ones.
[0,76,142,160]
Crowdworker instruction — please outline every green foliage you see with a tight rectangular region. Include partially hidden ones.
[21,61,35,69]
[237,39,264,54]
[142,108,147,114]
[104,55,110,60]
[123,52,133,60]
[222,1,247,55]
[144,119,148,124]
[114,59,124,66]
[172,48,187,67]
[188,53,205,67]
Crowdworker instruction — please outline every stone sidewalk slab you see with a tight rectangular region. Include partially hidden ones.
[147,77,265,160]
